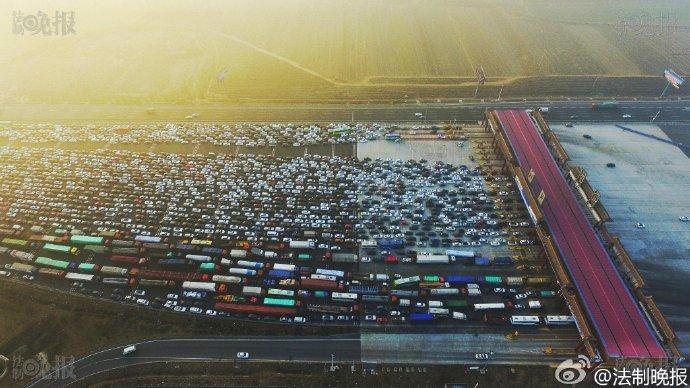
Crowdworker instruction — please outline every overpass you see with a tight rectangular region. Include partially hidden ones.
[484,109,681,365]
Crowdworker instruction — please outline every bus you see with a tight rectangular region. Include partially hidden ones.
[35,256,71,270]
[331,292,358,303]
[43,243,79,255]
[545,315,576,326]
[263,297,296,307]
[510,315,540,326]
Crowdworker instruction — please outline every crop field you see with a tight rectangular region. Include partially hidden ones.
[1,0,689,103]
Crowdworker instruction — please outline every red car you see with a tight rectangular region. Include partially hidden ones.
[384,255,398,264]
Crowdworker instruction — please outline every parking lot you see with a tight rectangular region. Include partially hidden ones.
[0,124,574,334]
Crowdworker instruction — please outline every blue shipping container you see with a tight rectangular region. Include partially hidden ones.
[445,275,476,285]
[267,269,294,279]
[474,257,491,266]
[409,313,435,322]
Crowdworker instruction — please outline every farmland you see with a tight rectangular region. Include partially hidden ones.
[0,0,688,103]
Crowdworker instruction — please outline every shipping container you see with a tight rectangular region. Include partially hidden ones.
[65,272,95,282]
[263,297,297,307]
[100,266,129,276]
[510,315,540,325]
[416,255,450,264]
[289,240,315,249]
[242,286,264,296]
[43,243,79,255]
[211,275,244,284]
[70,235,105,245]
[8,262,36,273]
[35,256,71,270]
[409,313,435,323]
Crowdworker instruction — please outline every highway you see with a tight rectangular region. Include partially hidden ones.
[26,332,577,388]
[27,335,362,388]
[1,99,690,123]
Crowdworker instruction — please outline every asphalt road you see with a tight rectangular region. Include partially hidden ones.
[2,99,689,123]
[27,335,362,388]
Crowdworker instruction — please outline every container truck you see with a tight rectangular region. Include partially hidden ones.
[525,276,553,285]
[43,243,79,255]
[300,278,343,291]
[315,268,345,278]
[199,262,217,273]
[474,303,507,311]
[10,250,35,262]
[8,262,37,273]
[2,238,29,247]
[142,242,171,251]
[228,268,257,277]
[78,263,100,273]
[83,245,109,255]
[272,263,296,272]
[361,295,388,304]
[348,285,380,295]
[37,268,65,277]
[65,272,95,282]
[214,302,295,317]
[474,257,490,266]
[138,279,175,287]
[102,277,129,285]
[158,258,189,268]
[111,240,136,247]
[201,247,225,256]
[545,315,576,326]
[100,266,129,276]
[393,275,420,288]
[267,288,295,298]
[70,235,105,245]
[446,249,475,258]
[131,268,208,282]
[242,286,265,296]
[430,288,460,296]
[409,313,435,323]
[428,307,450,316]
[268,269,293,279]
[230,249,248,259]
[35,256,71,270]
[263,298,297,307]
[369,273,390,282]
[452,312,468,320]
[331,253,358,263]
[112,247,140,256]
[504,276,524,286]
[446,299,469,308]
[110,255,146,265]
[483,276,503,284]
[445,275,475,285]
[185,254,213,263]
[183,281,226,293]
[390,289,418,298]
[237,260,264,269]
[190,239,212,246]
[134,235,161,243]
[211,275,244,284]
[289,240,315,249]
[416,255,450,264]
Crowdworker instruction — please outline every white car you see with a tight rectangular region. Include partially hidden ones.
[190,307,203,314]
[136,298,150,306]
[364,315,377,321]
[679,216,689,222]
[205,309,218,316]
[635,222,646,228]
[236,352,250,359]
[475,353,490,360]
[294,317,307,324]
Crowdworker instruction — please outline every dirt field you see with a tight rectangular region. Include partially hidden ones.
[1,0,688,104]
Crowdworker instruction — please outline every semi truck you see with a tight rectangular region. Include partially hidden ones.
[416,255,450,264]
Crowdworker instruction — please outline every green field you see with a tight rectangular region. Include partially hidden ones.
[1,0,688,103]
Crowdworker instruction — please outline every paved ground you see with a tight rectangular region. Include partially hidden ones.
[551,123,690,359]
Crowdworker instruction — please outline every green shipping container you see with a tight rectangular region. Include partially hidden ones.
[35,256,70,270]
[484,276,503,284]
[423,275,441,282]
[297,253,311,261]
[78,263,97,273]
[314,290,328,299]
[1,238,28,247]
[71,235,105,245]
[540,290,557,298]
[199,262,216,272]
[44,243,73,254]
[263,297,296,307]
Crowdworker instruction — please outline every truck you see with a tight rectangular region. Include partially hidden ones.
[416,255,450,264]
[237,260,264,269]
[65,272,95,282]
[473,302,507,311]
[10,250,35,262]
[299,278,343,291]
[315,268,345,279]
[110,255,146,265]
[590,101,620,110]
[35,256,71,270]
[138,279,175,287]
[331,253,358,263]
[230,249,248,259]
[158,258,189,268]
[430,288,460,296]
[525,276,553,285]
[428,307,450,316]
[393,275,421,288]
[409,313,435,323]
[183,281,226,293]
[510,315,540,325]
[242,286,265,296]
[267,269,293,279]
[198,262,218,273]
[361,295,388,304]
[211,275,244,284]
[37,268,65,277]
[70,235,105,245]
[100,266,129,276]
[201,247,226,257]
[215,302,295,317]
[289,240,315,249]
[228,268,257,277]
[369,273,389,282]
[43,243,79,255]
[474,257,490,266]
[445,275,476,285]
[504,276,524,286]
[8,262,37,273]
[130,268,208,282]
[446,249,475,258]
[134,235,161,243]
[78,263,100,273]
[272,263,296,272]
[186,254,213,262]
[102,277,129,285]
[83,245,109,255]
[348,285,380,295]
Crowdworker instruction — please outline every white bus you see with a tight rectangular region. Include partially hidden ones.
[545,315,576,326]
[510,315,540,326]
